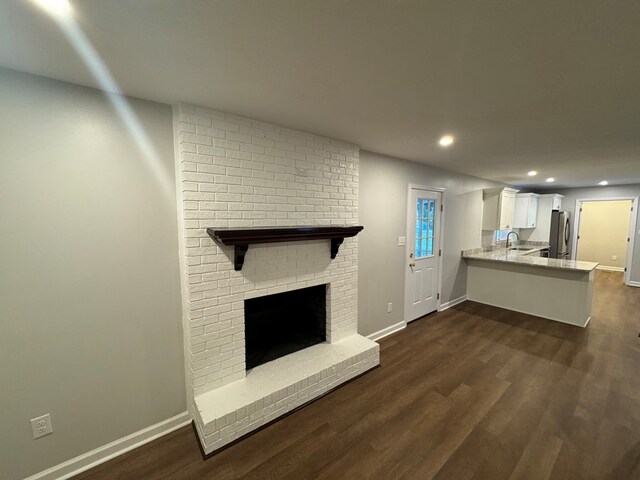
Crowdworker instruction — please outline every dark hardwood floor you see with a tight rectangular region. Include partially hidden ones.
[77,271,640,479]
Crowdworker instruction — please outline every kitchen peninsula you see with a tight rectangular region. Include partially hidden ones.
[463,245,598,327]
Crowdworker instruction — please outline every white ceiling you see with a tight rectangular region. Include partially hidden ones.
[1,0,639,188]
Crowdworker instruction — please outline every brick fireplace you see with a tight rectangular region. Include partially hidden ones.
[174,103,379,454]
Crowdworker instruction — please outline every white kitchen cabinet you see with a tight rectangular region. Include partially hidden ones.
[513,193,539,228]
[521,194,564,242]
[482,187,519,231]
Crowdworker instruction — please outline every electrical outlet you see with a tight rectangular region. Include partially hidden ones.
[612,255,617,261]
[387,302,393,313]
[30,414,53,439]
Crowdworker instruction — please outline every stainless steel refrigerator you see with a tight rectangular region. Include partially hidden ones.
[549,210,570,258]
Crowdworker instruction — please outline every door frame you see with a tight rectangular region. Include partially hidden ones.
[404,184,446,324]
[572,196,638,286]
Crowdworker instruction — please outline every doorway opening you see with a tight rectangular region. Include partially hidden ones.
[572,197,638,286]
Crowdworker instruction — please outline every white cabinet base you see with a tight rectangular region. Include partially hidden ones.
[467,260,594,327]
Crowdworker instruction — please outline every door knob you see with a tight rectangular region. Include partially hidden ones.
[409,262,416,267]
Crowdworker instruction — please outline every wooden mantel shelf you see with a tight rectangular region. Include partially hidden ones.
[206,226,364,271]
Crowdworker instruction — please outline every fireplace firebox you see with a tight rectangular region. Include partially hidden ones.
[244,285,327,370]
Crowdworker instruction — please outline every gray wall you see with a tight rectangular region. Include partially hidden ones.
[358,150,503,337]
[549,184,640,283]
[0,68,185,480]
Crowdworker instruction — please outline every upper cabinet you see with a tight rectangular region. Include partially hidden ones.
[482,187,519,231]
[523,194,565,242]
[513,193,539,228]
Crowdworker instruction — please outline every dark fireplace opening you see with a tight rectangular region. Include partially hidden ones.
[245,284,327,370]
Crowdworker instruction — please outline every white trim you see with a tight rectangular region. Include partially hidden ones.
[25,412,191,480]
[596,265,625,272]
[366,321,406,341]
[404,184,446,324]
[407,184,447,193]
[628,281,640,288]
[438,295,468,312]
[572,196,638,286]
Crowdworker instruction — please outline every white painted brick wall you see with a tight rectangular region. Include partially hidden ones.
[175,103,361,396]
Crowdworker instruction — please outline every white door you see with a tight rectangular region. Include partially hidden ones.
[405,187,442,322]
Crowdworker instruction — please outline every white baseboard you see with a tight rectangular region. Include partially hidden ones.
[25,411,191,480]
[628,281,640,288]
[438,295,468,312]
[367,320,406,341]
[596,265,625,272]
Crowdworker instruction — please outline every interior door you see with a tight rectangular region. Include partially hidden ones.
[405,188,442,322]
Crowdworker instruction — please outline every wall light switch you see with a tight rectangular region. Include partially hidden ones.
[30,414,53,439]
[397,236,406,246]
[387,302,393,313]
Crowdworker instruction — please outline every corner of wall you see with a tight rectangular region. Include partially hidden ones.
[172,103,195,414]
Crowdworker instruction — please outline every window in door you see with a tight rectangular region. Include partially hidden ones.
[415,198,436,258]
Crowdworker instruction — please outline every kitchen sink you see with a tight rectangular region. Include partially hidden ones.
[508,247,532,251]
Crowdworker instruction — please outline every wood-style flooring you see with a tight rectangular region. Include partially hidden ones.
[77,271,640,479]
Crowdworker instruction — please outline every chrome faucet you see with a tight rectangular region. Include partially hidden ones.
[505,231,520,250]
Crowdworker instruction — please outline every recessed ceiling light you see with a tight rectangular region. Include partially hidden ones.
[527,171,537,177]
[438,135,455,147]
[32,0,73,17]
[546,177,555,183]
[598,180,608,186]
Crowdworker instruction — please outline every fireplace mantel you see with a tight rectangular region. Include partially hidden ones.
[207,225,364,271]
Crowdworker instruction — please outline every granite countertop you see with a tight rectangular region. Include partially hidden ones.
[462,245,599,272]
